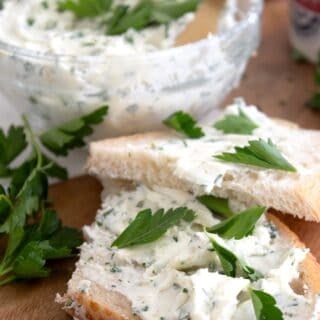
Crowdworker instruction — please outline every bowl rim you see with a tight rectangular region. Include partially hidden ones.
[0,0,263,63]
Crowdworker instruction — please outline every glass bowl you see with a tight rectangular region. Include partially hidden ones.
[0,0,263,138]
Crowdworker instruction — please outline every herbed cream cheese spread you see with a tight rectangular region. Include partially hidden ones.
[0,0,195,55]
[67,184,319,320]
[131,99,320,194]
[0,0,258,137]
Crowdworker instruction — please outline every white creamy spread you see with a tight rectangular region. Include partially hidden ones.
[128,99,320,194]
[0,0,195,55]
[0,1,260,137]
[69,185,320,320]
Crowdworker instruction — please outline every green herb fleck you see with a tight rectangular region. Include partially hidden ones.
[41,1,49,9]
[27,17,35,26]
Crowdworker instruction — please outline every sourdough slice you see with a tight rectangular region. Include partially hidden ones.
[87,103,320,221]
[59,185,320,320]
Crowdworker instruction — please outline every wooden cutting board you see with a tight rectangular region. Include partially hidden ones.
[1,1,320,319]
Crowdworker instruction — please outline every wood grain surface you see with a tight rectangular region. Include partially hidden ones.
[1,1,320,319]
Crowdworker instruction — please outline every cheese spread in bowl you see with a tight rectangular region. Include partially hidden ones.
[0,0,262,137]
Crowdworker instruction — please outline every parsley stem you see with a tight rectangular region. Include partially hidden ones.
[0,264,13,277]
[0,195,13,210]
[0,274,16,286]
[22,115,42,169]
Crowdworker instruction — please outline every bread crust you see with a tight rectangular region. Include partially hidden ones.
[61,212,320,319]
[61,282,140,320]
[267,213,320,293]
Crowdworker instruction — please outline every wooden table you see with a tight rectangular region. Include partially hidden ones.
[1,1,320,319]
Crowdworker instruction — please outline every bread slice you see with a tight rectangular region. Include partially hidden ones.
[60,218,320,320]
[58,185,320,320]
[87,104,320,221]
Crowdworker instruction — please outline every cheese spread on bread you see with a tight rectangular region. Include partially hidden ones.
[87,99,320,221]
[64,185,320,319]
[143,99,317,193]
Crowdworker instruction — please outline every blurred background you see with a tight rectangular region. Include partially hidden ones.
[226,0,320,129]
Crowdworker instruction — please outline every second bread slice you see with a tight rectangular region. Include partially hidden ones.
[87,103,320,221]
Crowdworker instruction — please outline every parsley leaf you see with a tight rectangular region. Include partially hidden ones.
[107,1,153,35]
[39,106,108,156]
[0,163,10,177]
[0,170,48,234]
[58,0,201,35]
[210,238,262,281]
[0,187,11,224]
[58,0,112,18]
[112,207,196,248]
[107,0,201,35]
[0,126,27,177]
[153,0,201,20]
[215,138,297,172]
[250,289,284,320]
[291,49,308,64]
[213,109,258,135]
[42,156,68,180]
[315,59,320,86]
[305,54,320,110]
[163,111,204,139]
[207,206,265,239]
[305,92,320,110]
[12,242,50,279]
[197,195,234,218]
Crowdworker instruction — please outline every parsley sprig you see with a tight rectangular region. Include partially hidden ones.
[163,110,204,138]
[112,207,196,248]
[213,108,258,135]
[0,106,108,285]
[215,138,297,172]
[58,0,201,35]
[0,209,82,285]
[107,0,201,35]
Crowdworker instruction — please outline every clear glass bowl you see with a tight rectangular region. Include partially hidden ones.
[0,0,263,138]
